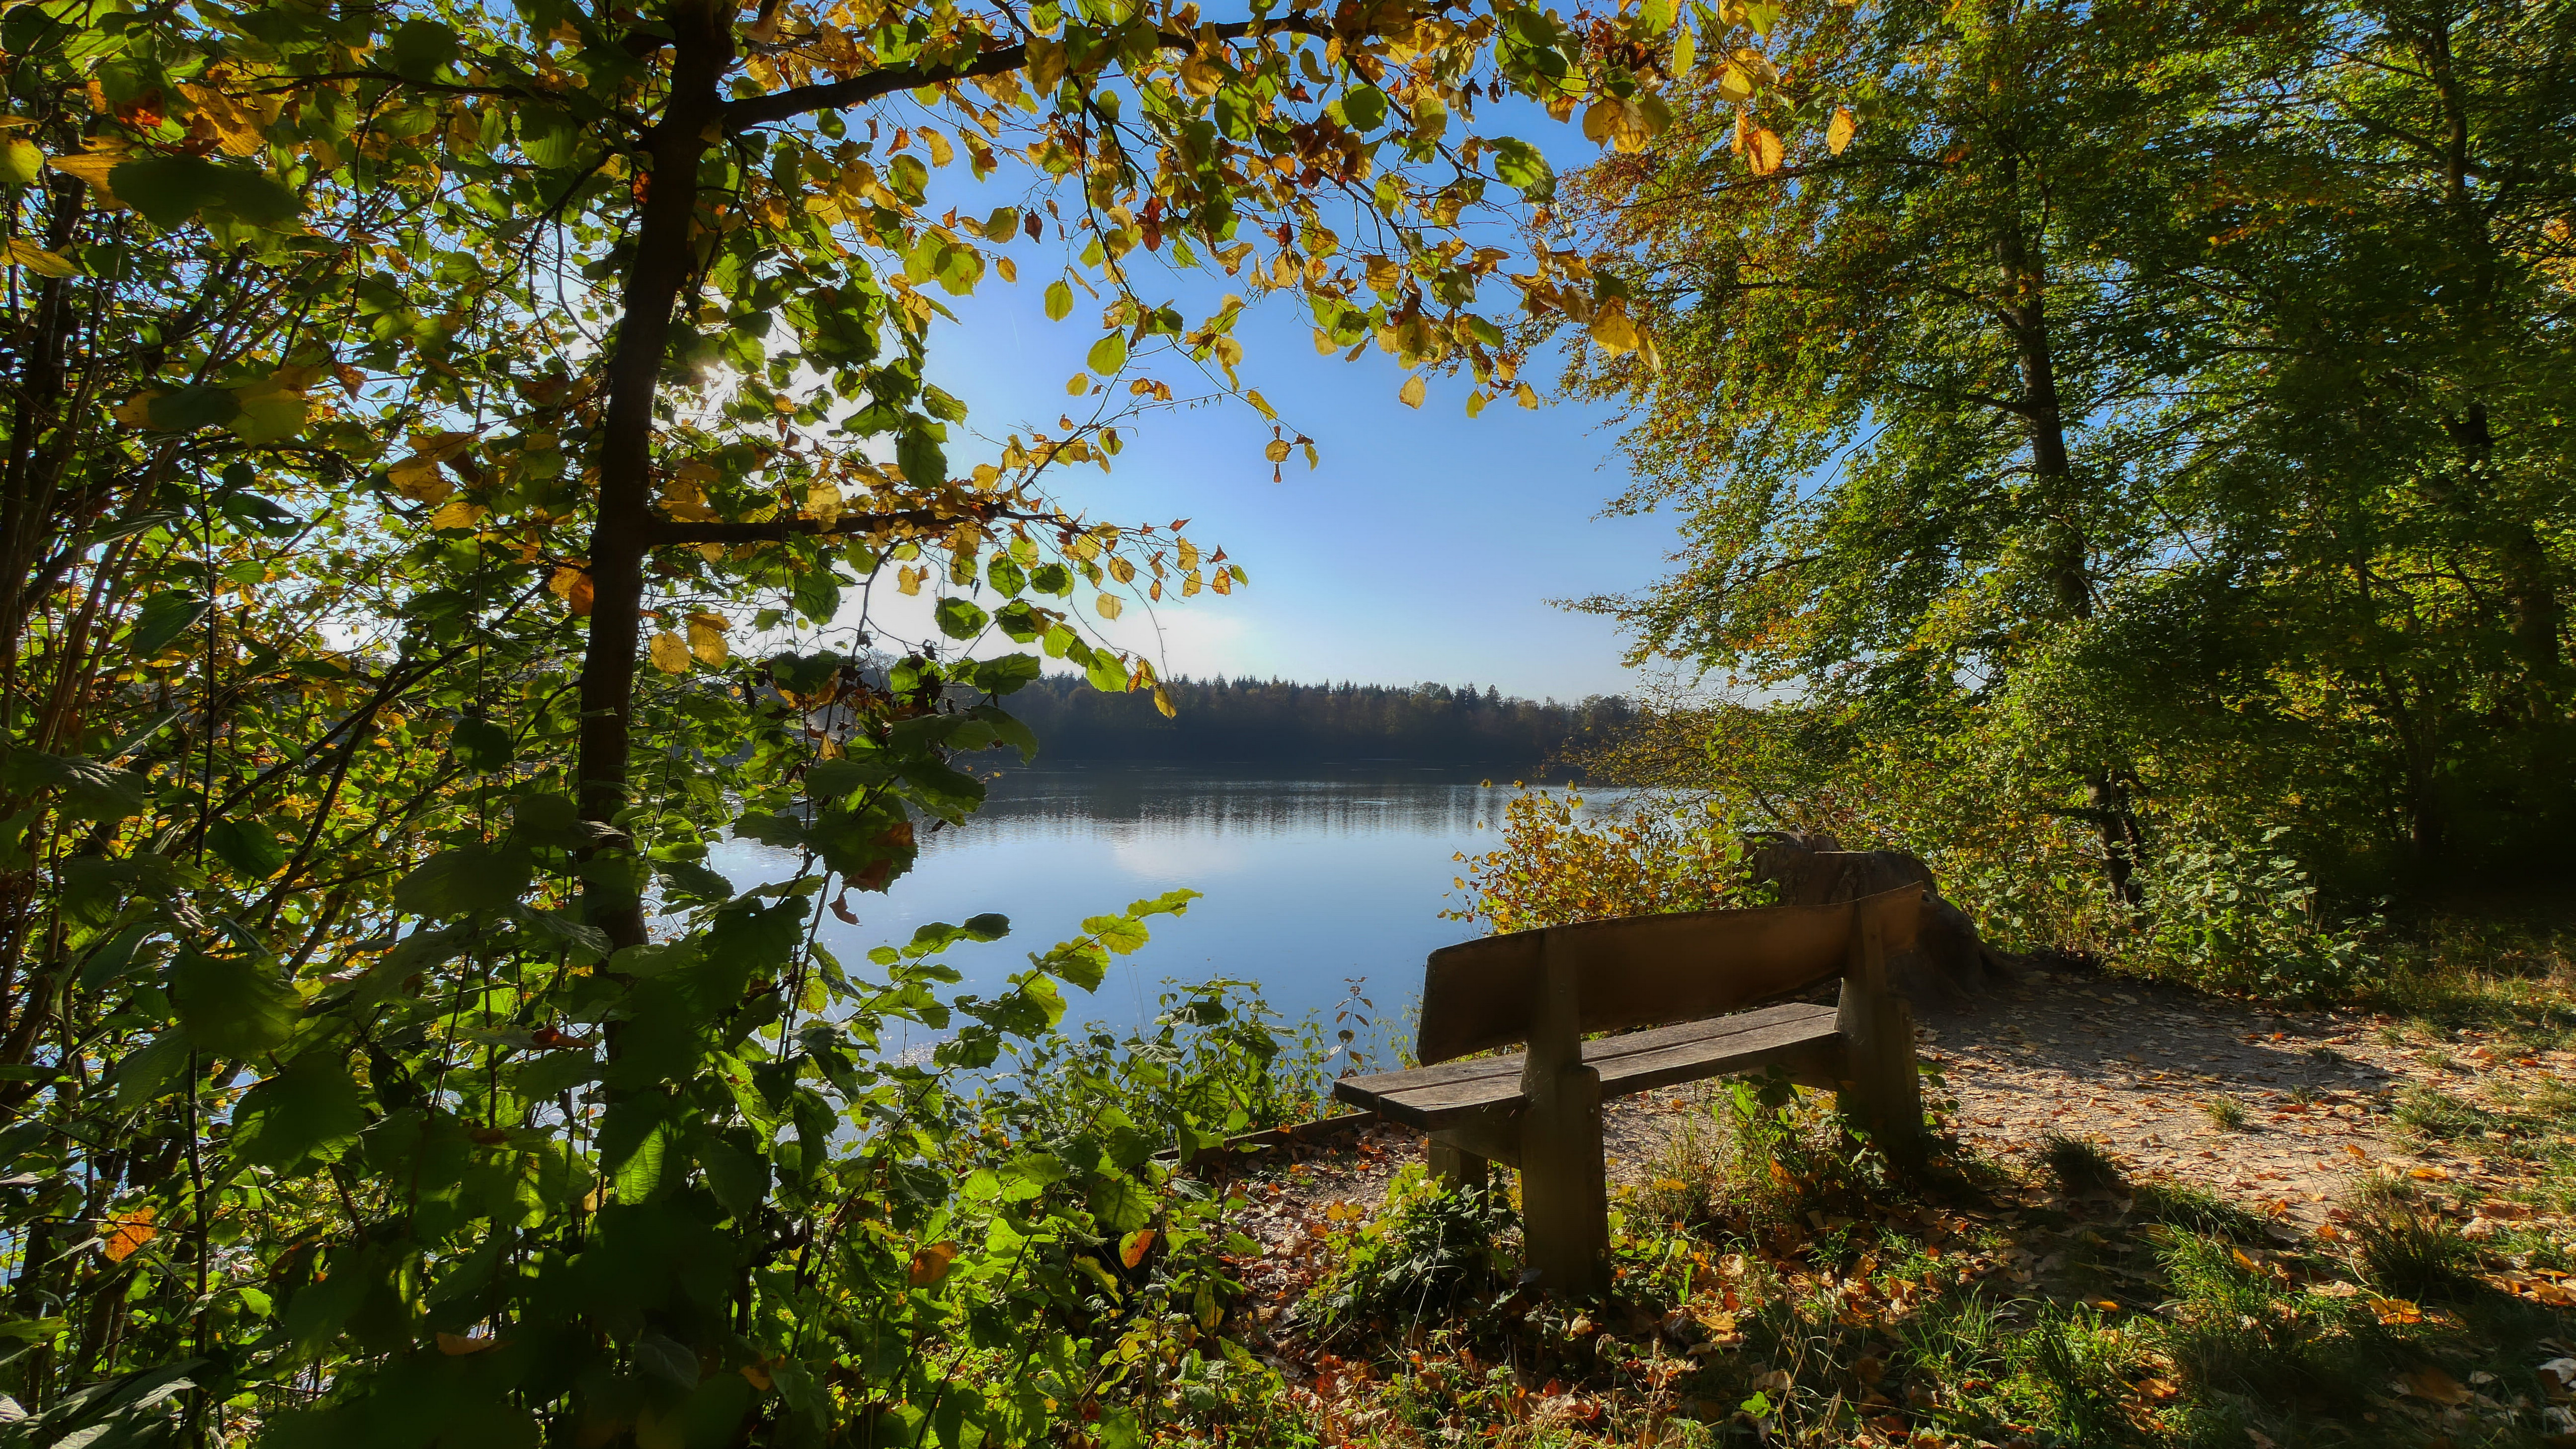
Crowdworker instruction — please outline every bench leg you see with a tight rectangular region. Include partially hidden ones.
[1426,1137,1489,1193]
[1518,1063,1609,1297]
[1836,980,1925,1169]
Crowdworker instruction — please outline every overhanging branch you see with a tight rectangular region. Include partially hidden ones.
[722,15,1332,131]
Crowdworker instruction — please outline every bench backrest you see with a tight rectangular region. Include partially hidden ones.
[1414,885,1926,1065]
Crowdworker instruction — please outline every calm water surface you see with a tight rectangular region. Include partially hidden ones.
[705,768,1623,1051]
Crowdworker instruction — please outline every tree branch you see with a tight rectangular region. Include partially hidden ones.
[644,502,1054,545]
[723,15,1330,132]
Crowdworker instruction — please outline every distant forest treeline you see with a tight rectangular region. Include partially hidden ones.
[1004,675,1634,770]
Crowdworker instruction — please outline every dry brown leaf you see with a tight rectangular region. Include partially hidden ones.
[2400,1365,2471,1406]
[103,1206,154,1262]
[907,1241,959,1287]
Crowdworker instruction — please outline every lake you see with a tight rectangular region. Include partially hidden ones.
[706,767,1618,1059]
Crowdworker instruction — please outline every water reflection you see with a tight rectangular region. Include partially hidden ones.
[707,766,1625,1046]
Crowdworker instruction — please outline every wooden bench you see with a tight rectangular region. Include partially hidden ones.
[1333,884,1927,1296]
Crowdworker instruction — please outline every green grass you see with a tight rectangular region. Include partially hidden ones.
[2199,1095,2248,1132]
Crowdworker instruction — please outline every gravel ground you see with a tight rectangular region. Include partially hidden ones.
[1225,962,2576,1251]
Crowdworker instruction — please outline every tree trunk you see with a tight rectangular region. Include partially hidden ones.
[575,0,734,952]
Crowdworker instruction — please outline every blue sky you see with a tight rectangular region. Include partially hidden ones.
[868,110,1690,703]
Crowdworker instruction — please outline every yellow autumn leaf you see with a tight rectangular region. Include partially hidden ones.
[647,630,691,674]
[685,612,728,666]
[1152,684,1176,718]
[897,565,923,596]
[0,137,41,186]
[923,128,953,167]
[1179,52,1225,97]
[111,390,163,428]
[1590,310,1641,355]
[1747,126,1785,176]
[1096,594,1123,620]
[1718,64,1755,103]
[1399,374,1427,409]
[6,239,74,278]
[427,498,488,530]
[1515,381,1540,409]
[1363,255,1401,292]
[387,456,452,505]
[1828,106,1858,155]
[804,481,843,528]
[1264,438,1291,462]
[46,150,124,201]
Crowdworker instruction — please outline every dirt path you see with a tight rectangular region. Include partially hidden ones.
[1226,963,2576,1265]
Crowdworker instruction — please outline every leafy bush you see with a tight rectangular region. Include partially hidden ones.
[2130,825,2385,1001]
[1304,1166,1518,1337]
[1446,790,1769,933]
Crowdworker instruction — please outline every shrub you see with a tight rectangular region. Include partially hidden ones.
[2130,824,2384,1001]
[1304,1166,1519,1337]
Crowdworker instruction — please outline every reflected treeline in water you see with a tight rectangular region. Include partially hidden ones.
[916,765,1619,853]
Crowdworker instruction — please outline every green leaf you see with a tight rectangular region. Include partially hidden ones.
[1044,279,1074,320]
[1084,646,1130,694]
[968,654,1040,694]
[1490,138,1554,198]
[895,426,946,487]
[1340,85,1389,131]
[229,1051,364,1169]
[208,818,291,878]
[109,154,300,231]
[1029,562,1073,597]
[697,1134,771,1219]
[655,857,735,907]
[447,718,511,772]
[386,18,459,78]
[1086,1172,1155,1234]
[170,949,297,1058]
[393,843,533,919]
[1082,912,1152,955]
[1086,332,1128,374]
[112,1030,191,1108]
[126,590,208,657]
[146,385,243,432]
[0,750,146,821]
[612,1116,675,1201]
[509,1049,600,1099]
[932,596,989,640]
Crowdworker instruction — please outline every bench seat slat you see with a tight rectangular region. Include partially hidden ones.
[1334,1000,1841,1130]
